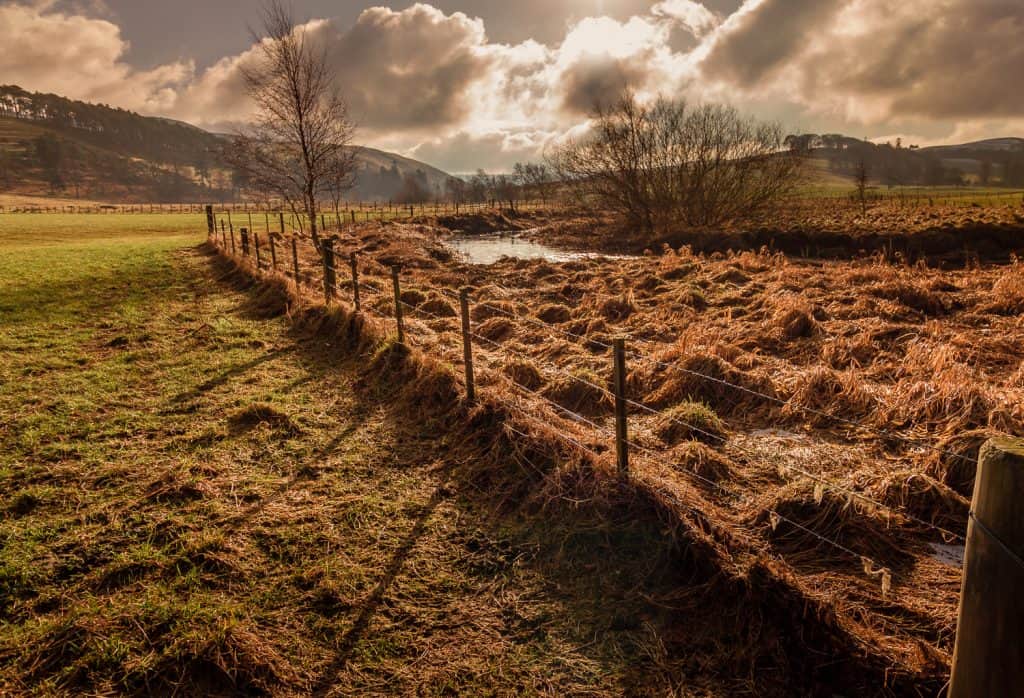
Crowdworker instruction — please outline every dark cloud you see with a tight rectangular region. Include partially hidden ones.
[559,54,652,114]
[699,0,1024,122]
[699,0,846,87]
[324,4,493,131]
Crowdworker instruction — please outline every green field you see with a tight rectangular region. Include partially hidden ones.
[0,217,679,695]
[0,213,205,247]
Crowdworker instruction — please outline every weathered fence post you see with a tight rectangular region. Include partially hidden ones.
[205,205,214,236]
[240,228,250,256]
[320,213,326,233]
[949,437,1024,697]
[321,237,336,304]
[269,235,278,271]
[254,232,262,270]
[391,266,405,343]
[613,338,629,478]
[229,225,236,255]
[279,212,286,235]
[350,253,361,312]
[460,288,475,402]
[291,238,300,287]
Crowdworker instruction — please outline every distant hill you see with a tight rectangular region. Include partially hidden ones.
[0,85,455,203]
[787,133,1024,187]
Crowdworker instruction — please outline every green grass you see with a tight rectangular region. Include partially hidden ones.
[0,219,688,695]
[0,212,204,247]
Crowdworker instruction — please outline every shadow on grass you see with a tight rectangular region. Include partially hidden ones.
[310,485,447,697]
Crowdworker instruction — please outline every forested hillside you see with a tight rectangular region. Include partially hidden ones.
[0,85,454,203]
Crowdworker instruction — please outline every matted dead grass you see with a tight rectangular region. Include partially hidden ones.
[229,211,1024,694]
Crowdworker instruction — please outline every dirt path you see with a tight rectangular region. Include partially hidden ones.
[1,240,724,696]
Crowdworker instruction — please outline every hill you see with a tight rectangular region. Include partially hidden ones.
[787,133,1024,187]
[0,85,455,203]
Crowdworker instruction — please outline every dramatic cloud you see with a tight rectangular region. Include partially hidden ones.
[1,0,1021,171]
[0,1,191,113]
[699,0,1024,123]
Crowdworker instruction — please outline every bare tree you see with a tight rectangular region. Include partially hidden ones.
[513,162,553,205]
[854,158,869,215]
[548,93,803,235]
[228,1,357,248]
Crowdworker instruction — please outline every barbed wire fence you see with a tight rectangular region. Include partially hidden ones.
[204,205,993,604]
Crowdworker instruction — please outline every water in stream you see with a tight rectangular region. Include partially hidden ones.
[447,233,625,265]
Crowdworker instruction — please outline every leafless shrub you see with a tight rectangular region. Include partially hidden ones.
[548,92,802,235]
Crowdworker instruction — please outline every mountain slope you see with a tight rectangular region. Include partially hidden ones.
[0,85,454,203]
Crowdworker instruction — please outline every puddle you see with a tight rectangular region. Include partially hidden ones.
[447,232,628,265]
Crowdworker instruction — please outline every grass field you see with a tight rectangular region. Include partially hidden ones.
[0,217,695,695]
[0,213,205,247]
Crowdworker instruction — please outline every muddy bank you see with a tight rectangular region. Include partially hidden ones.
[662,222,1024,263]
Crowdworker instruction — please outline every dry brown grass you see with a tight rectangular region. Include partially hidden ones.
[236,209,1024,694]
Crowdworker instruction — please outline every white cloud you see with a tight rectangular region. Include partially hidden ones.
[0,1,192,113]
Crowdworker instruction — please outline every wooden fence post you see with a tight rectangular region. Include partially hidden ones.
[350,253,361,311]
[205,205,214,236]
[322,238,336,304]
[949,437,1024,697]
[230,225,236,255]
[613,338,629,478]
[269,235,278,271]
[391,266,404,343]
[240,228,250,256]
[254,232,262,270]
[291,238,300,288]
[279,212,286,235]
[460,288,475,402]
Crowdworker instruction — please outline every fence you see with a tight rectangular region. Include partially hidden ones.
[0,199,550,217]
[205,206,1023,694]
[4,187,1023,216]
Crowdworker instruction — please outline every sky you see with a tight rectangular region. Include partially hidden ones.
[2,0,1022,172]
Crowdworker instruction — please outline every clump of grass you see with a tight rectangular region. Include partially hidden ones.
[713,268,751,285]
[670,441,733,484]
[471,299,517,322]
[419,294,456,318]
[988,265,1024,314]
[476,317,516,342]
[542,367,612,417]
[859,469,968,533]
[785,366,875,424]
[643,348,776,415]
[399,288,428,307]
[771,296,819,340]
[870,280,947,315]
[881,363,994,434]
[598,294,637,322]
[227,402,300,435]
[143,470,208,504]
[536,303,571,324]
[502,358,543,391]
[654,401,726,446]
